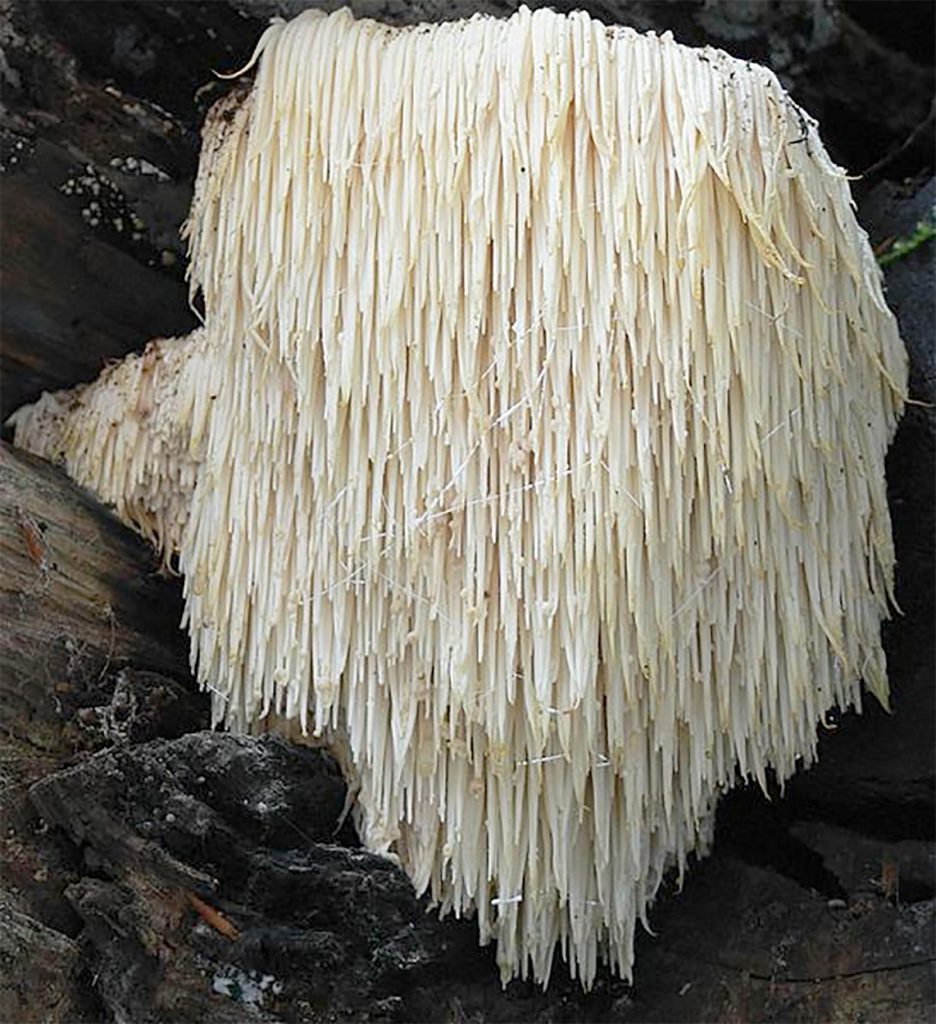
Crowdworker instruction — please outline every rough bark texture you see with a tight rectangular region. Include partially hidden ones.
[1,2,933,1021]
[0,444,200,746]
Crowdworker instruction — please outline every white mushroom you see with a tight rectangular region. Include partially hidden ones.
[8,329,213,560]
[11,6,907,989]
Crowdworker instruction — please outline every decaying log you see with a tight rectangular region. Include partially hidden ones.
[0,891,91,1024]
[14,729,935,1023]
[0,442,202,754]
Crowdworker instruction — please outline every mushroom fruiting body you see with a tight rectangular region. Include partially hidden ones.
[10,6,907,988]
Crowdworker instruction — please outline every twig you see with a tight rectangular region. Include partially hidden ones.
[187,892,240,940]
[860,97,935,181]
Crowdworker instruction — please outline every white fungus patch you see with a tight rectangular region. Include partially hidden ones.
[211,966,283,1006]
[58,163,148,239]
[10,5,907,991]
[0,132,32,174]
[109,154,172,182]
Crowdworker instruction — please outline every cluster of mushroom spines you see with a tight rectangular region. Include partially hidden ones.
[11,6,905,988]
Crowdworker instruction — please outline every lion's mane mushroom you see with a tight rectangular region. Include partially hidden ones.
[11,6,906,988]
[9,329,214,559]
